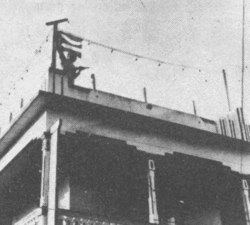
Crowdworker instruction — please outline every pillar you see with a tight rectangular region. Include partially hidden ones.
[40,131,51,225]
[47,119,62,225]
[39,119,62,225]
[148,159,159,224]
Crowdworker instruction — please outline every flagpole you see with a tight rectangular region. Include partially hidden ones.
[46,18,68,69]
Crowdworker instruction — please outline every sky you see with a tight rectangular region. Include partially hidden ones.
[0,0,249,129]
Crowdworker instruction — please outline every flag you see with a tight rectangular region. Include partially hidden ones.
[56,31,83,58]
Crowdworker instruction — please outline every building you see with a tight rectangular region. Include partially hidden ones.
[1,26,250,225]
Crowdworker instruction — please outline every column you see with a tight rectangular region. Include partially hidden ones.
[148,159,159,224]
[40,131,51,225]
[47,119,62,225]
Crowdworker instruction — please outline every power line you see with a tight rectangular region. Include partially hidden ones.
[1,29,52,103]
[63,31,231,73]
[139,0,145,8]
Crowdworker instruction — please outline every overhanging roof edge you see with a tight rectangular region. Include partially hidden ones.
[0,91,47,157]
[0,90,247,158]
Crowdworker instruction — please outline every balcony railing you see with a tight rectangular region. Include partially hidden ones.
[13,208,175,225]
[57,209,146,225]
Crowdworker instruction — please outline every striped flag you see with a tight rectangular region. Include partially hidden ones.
[56,31,83,58]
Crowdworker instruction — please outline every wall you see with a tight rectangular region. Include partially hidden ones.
[70,184,98,213]
[185,209,222,225]
[46,107,250,174]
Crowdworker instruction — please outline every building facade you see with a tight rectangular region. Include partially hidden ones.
[0,66,250,225]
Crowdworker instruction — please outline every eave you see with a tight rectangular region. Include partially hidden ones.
[0,90,248,158]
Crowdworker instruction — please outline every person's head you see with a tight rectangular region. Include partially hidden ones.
[67,50,77,62]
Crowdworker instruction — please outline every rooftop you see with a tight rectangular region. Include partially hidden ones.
[0,69,247,158]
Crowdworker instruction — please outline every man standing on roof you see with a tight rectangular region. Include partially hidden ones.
[56,31,89,85]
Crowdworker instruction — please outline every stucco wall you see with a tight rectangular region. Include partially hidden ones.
[46,107,250,174]
[185,209,222,225]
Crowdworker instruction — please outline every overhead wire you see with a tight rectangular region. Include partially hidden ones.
[11,28,52,85]
[68,32,240,74]
[0,29,53,112]
[83,36,208,70]
[139,0,145,8]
